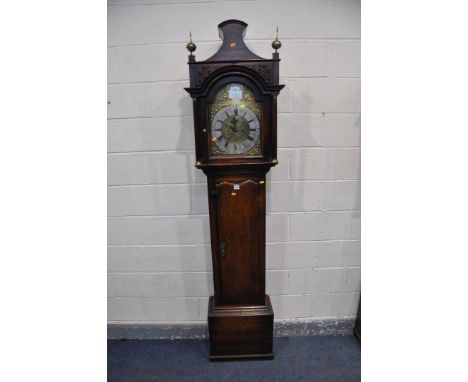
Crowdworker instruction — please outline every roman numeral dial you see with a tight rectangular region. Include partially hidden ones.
[211,104,260,155]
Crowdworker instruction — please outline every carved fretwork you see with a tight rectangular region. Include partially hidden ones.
[197,65,223,85]
[245,64,273,84]
[196,63,274,87]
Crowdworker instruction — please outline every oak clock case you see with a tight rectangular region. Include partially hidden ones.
[185,20,284,360]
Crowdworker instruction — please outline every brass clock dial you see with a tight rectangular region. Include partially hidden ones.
[209,83,262,156]
[211,105,260,155]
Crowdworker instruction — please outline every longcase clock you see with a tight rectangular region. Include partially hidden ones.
[184,20,284,360]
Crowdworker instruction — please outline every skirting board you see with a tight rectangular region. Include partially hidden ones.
[108,318,357,340]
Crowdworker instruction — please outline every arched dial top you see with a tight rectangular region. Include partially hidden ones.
[209,83,262,156]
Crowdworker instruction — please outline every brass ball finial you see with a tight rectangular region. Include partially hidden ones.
[272,26,282,52]
[186,31,196,55]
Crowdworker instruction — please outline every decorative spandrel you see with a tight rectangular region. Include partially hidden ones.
[209,83,262,156]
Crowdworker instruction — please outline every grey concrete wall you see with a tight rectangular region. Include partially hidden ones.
[108,0,361,326]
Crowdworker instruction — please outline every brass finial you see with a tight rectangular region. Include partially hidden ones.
[186,31,197,55]
[272,26,282,52]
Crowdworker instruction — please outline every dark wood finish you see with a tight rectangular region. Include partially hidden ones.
[208,174,266,306]
[206,20,263,62]
[185,20,284,360]
[208,296,274,360]
[214,177,264,304]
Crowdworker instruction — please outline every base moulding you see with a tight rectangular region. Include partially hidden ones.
[108,317,357,340]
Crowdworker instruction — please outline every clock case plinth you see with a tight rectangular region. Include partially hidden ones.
[208,295,274,360]
[185,20,284,360]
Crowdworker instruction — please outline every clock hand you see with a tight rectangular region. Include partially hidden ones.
[231,118,238,133]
